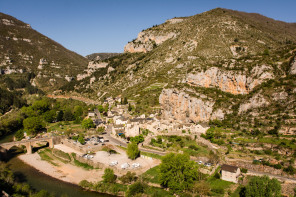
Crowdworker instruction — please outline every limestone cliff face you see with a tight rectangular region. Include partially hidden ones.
[159,89,224,123]
[124,31,178,53]
[187,65,274,95]
[238,94,269,114]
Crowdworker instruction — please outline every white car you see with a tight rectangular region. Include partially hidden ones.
[198,161,203,165]
[121,163,129,169]
[109,161,118,166]
[132,163,140,168]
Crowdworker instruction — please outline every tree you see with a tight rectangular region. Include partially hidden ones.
[23,117,44,135]
[127,142,140,160]
[123,97,128,105]
[240,175,281,197]
[81,118,95,130]
[56,110,64,122]
[77,134,85,145]
[32,98,50,114]
[119,171,137,184]
[63,108,74,121]
[31,190,54,197]
[15,129,24,141]
[130,135,144,144]
[128,103,132,111]
[103,168,116,183]
[284,165,296,175]
[97,105,104,113]
[159,153,199,192]
[126,181,147,197]
[73,105,83,118]
[193,181,210,196]
[43,110,56,123]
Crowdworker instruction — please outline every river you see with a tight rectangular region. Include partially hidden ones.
[1,133,114,197]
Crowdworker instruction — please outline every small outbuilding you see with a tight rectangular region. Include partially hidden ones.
[221,164,240,183]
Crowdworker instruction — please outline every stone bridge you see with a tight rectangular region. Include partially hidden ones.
[0,136,63,159]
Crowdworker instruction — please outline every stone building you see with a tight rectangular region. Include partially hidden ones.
[221,164,240,183]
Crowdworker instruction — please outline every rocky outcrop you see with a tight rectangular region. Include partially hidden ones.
[124,31,178,53]
[290,55,296,75]
[77,62,108,80]
[166,18,184,24]
[159,89,224,123]
[187,65,274,95]
[238,94,269,114]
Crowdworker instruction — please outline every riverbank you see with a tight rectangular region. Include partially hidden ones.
[18,153,104,185]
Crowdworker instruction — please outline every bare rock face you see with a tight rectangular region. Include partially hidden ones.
[290,55,296,75]
[239,94,269,114]
[124,31,178,53]
[187,65,273,95]
[272,91,288,101]
[77,62,109,80]
[159,89,224,123]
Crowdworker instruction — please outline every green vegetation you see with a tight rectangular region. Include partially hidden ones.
[127,142,140,160]
[129,134,144,144]
[239,176,281,197]
[38,148,58,166]
[23,116,45,135]
[143,165,161,184]
[52,148,71,162]
[159,153,199,192]
[119,171,137,184]
[81,118,95,130]
[126,181,147,197]
[103,168,117,183]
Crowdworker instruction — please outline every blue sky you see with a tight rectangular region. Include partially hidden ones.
[0,0,295,56]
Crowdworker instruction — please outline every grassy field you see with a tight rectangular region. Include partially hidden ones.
[46,121,84,133]
[143,165,161,184]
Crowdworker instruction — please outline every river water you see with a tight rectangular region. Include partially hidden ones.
[1,133,114,197]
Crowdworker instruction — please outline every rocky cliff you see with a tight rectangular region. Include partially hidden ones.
[63,8,296,132]
[159,89,224,123]
[124,30,179,53]
[187,65,274,95]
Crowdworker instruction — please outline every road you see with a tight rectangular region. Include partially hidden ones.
[247,169,296,183]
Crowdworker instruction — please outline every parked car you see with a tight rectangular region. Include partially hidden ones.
[132,163,140,168]
[121,163,129,169]
[109,161,118,166]
[204,163,212,167]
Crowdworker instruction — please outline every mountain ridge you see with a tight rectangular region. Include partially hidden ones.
[0,12,88,92]
[61,8,296,134]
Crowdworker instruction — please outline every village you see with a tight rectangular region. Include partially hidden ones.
[42,96,245,185]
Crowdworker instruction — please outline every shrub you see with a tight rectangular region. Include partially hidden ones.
[241,168,248,173]
[103,168,117,183]
[126,181,147,197]
[284,165,296,175]
[119,171,137,184]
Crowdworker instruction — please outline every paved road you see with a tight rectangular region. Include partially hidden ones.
[247,170,296,183]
